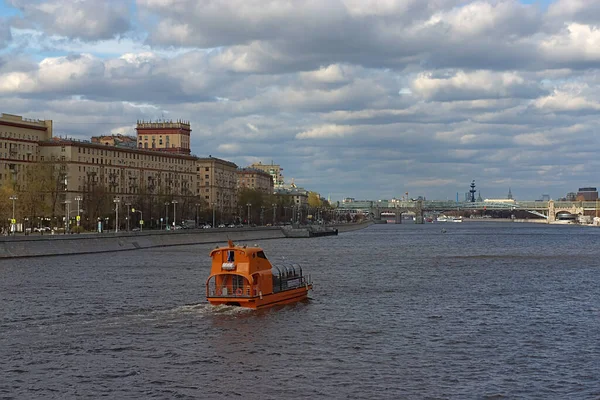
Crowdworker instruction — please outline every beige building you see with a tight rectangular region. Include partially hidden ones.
[136,120,191,155]
[249,161,284,187]
[237,167,274,194]
[196,157,239,218]
[0,113,53,191]
[0,113,252,229]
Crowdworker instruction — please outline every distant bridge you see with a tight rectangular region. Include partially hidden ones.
[338,200,600,223]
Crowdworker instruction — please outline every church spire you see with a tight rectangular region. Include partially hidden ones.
[507,187,513,200]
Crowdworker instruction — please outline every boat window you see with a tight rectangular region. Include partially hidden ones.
[227,250,235,262]
[256,251,267,259]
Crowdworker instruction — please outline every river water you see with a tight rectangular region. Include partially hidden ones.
[1,222,599,399]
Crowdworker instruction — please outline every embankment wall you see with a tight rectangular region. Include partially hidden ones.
[0,228,285,259]
[0,221,374,259]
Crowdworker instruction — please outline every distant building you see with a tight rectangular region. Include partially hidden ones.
[566,192,577,201]
[236,167,273,194]
[249,161,284,187]
[576,187,598,201]
[91,134,136,148]
[507,187,513,200]
[136,120,191,155]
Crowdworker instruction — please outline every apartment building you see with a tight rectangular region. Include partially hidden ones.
[249,161,284,187]
[237,167,274,193]
[0,113,53,191]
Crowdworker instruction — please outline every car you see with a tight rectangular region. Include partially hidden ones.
[218,224,226,228]
[203,224,212,229]
[227,224,236,228]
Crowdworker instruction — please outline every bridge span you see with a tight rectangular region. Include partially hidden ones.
[342,200,600,224]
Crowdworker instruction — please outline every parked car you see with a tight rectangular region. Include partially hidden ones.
[227,224,236,228]
[202,224,212,229]
[217,224,226,228]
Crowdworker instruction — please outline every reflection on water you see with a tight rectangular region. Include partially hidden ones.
[1,222,600,399]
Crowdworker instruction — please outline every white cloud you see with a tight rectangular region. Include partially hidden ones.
[296,125,355,139]
[9,0,132,40]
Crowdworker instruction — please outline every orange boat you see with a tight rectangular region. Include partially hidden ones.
[206,240,313,309]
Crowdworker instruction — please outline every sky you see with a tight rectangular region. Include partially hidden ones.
[1,0,599,202]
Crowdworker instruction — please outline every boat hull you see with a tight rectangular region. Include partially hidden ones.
[208,285,312,309]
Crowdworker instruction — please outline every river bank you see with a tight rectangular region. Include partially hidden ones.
[0,220,374,259]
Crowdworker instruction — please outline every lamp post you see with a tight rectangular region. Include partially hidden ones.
[165,201,170,230]
[9,195,17,235]
[64,200,71,234]
[212,202,217,228]
[260,206,265,226]
[75,196,82,228]
[132,208,143,232]
[125,202,131,231]
[246,203,251,227]
[195,203,201,228]
[113,197,120,233]
[272,203,277,225]
[172,200,178,228]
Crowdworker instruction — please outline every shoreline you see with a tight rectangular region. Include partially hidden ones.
[0,221,374,259]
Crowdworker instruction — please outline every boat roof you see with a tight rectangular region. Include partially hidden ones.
[209,240,267,258]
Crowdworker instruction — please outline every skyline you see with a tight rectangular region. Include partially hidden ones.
[1,0,599,201]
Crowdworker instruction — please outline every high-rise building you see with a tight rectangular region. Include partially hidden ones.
[576,187,598,201]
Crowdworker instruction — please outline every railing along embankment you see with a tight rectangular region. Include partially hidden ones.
[0,227,286,259]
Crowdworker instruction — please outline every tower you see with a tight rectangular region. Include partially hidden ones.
[507,187,513,200]
[469,180,476,203]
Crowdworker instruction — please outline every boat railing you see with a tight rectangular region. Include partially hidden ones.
[207,282,260,297]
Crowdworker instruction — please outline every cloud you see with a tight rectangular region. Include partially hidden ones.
[8,0,132,40]
[296,124,355,139]
[411,70,546,101]
[2,0,600,201]
[0,18,12,49]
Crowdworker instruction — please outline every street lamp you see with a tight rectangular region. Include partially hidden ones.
[75,196,82,228]
[9,195,17,235]
[195,203,201,228]
[212,202,217,228]
[246,203,251,227]
[172,200,178,228]
[64,200,71,234]
[272,203,277,225]
[164,201,170,230]
[260,206,265,226]
[113,197,120,233]
[132,207,143,231]
[125,202,131,231]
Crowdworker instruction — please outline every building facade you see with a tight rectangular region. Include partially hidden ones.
[249,161,284,187]
[236,167,274,193]
[576,187,598,201]
[196,157,239,219]
[136,120,191,155]
[0,113,53,191]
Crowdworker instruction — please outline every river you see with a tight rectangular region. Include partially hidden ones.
[1,222,599,399]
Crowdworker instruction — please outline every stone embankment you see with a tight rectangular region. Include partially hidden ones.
[0,221,374,259]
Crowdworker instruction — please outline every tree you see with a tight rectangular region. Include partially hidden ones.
[307,191,322,208]
[20,163,56,229]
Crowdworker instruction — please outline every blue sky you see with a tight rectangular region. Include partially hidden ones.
[1,0,600,202]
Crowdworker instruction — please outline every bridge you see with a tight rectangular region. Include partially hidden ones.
[338,200,600,223]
